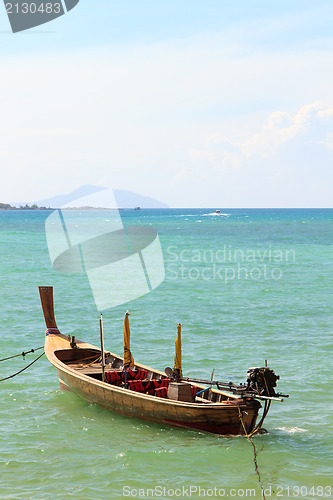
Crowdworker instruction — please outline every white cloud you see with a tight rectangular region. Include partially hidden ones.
[239,102,333,158]
[196,101,333,167]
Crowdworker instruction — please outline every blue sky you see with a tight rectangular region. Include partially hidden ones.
[1,0,333,207]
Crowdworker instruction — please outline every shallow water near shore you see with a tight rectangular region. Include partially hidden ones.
[0,208,332,500]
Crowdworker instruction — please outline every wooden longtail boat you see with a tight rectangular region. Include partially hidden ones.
[39,286,285,436]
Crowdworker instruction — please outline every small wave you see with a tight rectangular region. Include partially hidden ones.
[153,449,175,454]
[204,213,231,217]
[176,213,230,217]
[276,426,308,434]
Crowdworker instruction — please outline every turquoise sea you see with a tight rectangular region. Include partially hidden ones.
[0,208,332,500]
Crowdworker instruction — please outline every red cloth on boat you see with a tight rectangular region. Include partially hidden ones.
[127,379,159,392]
[105,371,122,385]
[105,370,171,398]
[122,368,148,381]
[155,387,168,398]
[159,379,169,388]
[127,380,146,392]
[127,378,170,396]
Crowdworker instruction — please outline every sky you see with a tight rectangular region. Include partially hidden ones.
[0,0,333,207]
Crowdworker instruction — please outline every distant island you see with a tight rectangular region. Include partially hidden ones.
[0,203,52,210]
[32,185,169,209]
[8,186,169,210]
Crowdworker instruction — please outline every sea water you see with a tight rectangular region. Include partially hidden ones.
[0,208,332,500]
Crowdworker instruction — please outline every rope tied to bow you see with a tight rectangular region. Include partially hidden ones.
[0,346,44,363]
[0,348,45,382]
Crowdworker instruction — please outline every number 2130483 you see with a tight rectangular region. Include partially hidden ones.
[276,485,332,497]
[6,3,62,14]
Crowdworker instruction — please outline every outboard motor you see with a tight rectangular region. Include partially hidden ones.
[246,367,279,397]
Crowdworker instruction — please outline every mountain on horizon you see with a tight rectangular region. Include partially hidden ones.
[30,185,169,209]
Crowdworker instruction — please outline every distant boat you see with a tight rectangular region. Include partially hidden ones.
[216,210,221,214]
[39,287,287,436]
[134,206,141,210]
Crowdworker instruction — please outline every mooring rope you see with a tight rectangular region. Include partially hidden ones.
[66,354,101,366]
[238,407,267,500]
[0,346,44,363]
[0,352,45,382]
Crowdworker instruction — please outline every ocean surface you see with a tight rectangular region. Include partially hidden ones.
[0,208,332,500]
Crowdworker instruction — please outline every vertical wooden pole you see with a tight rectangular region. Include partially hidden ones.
[99,313,106,382]
[208,368,215,401]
